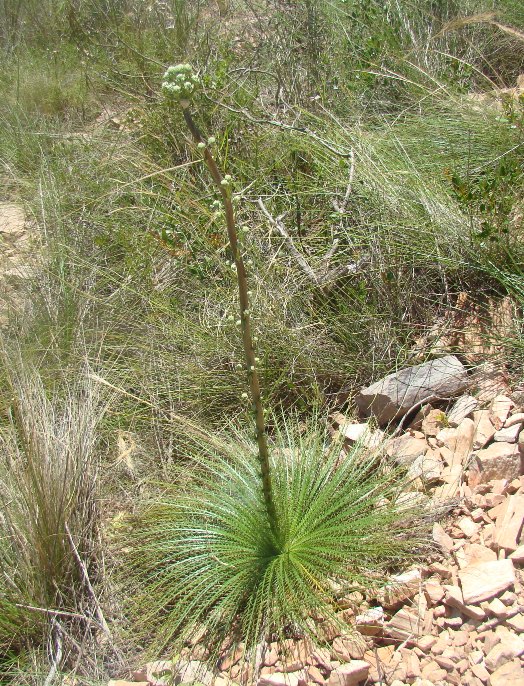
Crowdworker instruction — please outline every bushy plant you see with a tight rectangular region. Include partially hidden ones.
[124,419,430,662]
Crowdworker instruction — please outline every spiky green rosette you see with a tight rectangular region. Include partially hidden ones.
[123,421,429,664]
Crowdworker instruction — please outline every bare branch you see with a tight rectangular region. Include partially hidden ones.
[258,197,319,284]
[65,523,112,641]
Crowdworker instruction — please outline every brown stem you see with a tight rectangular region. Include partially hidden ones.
[181,105,279,542]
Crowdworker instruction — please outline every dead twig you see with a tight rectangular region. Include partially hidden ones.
[257,198,319,284]
[44,619,63,686]
[65,522,112,641]
[257,196,366,287]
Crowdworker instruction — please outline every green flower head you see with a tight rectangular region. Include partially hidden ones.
[162,63,200,102]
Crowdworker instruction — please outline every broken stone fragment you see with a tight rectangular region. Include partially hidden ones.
[326,661,370,686]
[436,418,475,466]
[331,414,384,449]
[458,558,516,605]
[490,395,515,430]
[378,568,421,607]
[484,633,524,671]
[489,659,524,686]
[258,673,300,686]
[432,522,453,552]
[471,409,497,450]
[447,395,479,426]
[407,452,443,483]
[384,607,423,641]
[386,433,428,465]
[468,441,523,486]
[494,423,522,443]
[355,355,469,426]
[494,494,524,552]
[421,408,447,436]
[355,606,384,635]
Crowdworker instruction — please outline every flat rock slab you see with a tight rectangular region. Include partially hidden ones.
[355,355,468,426]
[458,558,516,604]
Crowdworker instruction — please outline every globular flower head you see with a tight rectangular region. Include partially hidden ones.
[162,63,200,103]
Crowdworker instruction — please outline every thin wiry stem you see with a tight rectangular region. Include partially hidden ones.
[179,103,279,542]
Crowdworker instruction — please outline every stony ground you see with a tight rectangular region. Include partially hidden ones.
[107,366,524,686]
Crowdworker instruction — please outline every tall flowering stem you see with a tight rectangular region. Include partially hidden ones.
[162,65,278,541]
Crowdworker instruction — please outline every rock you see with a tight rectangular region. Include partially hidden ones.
[441,584,484,620]
[472,410,496,450]
[432,522,454,552]
[494,423,522,443]
[331,415,384,449]
[177,661,213,685]
[506,413,524,428]
[494,494,524,552]
[407,452,443,483]
[455,543,497,568]
[436,418,475,466]
[509,545,524,562]
[379,568,421,607]
[507,614,524,632]
[490,395,515,430]
[355,355,469,425]
[310,648,332,671]
[490,660,524,686]
[458,559,516,604]
[384,607,423,641]
[448,396,479,426]
[424,578,445,605]
[487,597,514,620]
[331,637,365,662]
[386,434,428,465]
[135,661,174,686]
[220,644,244,670]
[326,661,370,686]
[259,673,300,686]
[306,665,325,685]
[421,660,447,682]
[468,442,523,486]
[355,607,384,635]
[484,633,524,671]
[470,662,490,681]
[422,408,448,436]
[457,517,480,538]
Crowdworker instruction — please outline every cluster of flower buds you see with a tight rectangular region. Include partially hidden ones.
[162,63,200,102]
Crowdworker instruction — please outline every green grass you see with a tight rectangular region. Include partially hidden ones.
[123,417,431,663]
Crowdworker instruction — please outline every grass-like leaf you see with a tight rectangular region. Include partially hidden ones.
[123,418,431,665]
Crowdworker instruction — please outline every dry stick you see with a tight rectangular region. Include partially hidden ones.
[179,104,279,540]
[257,198,319,284]
[258,196,365,286]
[43,619,63,686]
[64,522,112,641]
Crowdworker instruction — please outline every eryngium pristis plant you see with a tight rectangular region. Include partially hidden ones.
[123,418,430,665]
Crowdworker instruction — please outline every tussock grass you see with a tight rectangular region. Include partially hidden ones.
[0,353,108,674]
[123,418,431,662]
